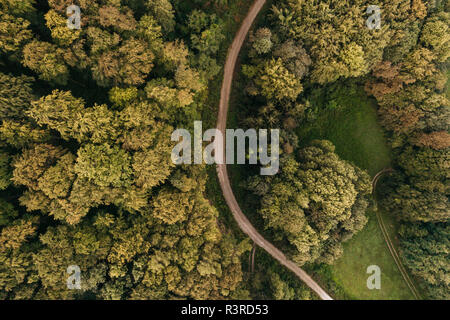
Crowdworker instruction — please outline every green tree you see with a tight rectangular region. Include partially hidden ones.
[247,140,371,266]
[250,58,303,102]
[273,40,311,79]
[0,13,33,59]
[0,149,12,190]
[146,0,175,34]
[420,12,450,62]
[250,28,273,55]
[74,143,133,188]
[271,0,390,84]
[92,39,154,87]
[28,90,85,140]
[150,187,194,225]
[0,0,249,300]
[399,223,450,299]
[188,10,225,55]
[22,40,69,85]
[0,72,34,121]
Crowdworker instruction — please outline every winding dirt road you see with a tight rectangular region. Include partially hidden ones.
[215,0,333,300]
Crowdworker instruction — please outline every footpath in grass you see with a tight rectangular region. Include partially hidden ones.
[332,210,413,299]
[297,80,414,299]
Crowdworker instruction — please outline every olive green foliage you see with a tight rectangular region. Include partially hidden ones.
[246,140,371,266]
[0,0,249,300]
[238,0,448,300]
[270,0,393,84]
[398,222,450,299]
[364,3,449,299]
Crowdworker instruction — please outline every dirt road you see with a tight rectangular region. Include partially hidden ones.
[215,0,333,300]
[372,170,421,299]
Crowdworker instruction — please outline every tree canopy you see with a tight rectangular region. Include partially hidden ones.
[0,0,248,300]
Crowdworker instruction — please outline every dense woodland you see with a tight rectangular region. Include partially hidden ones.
[0,0,252,300]
[0,0,448,300]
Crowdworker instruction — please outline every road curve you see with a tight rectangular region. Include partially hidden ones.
[372,170,421,299]
[215,0,333,300]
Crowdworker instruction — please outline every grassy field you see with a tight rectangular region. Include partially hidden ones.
[331,209,413,299]
[297,80,392,176]
[296,80,415,299]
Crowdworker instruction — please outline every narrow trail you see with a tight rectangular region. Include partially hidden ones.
[215,0,333,300]
[372,169,421,300]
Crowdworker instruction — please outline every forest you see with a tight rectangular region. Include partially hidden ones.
[0,0,254,300]
[236,0,448,299]
[0,0,448,300]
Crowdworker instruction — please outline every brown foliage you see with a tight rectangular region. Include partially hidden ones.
[411,0,428,20]
[412,131,450,150]
[365,61,404,99]
[99,6,136,31]
[379,104,424,133]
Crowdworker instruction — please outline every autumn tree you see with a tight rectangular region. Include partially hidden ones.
[420,12,450,62]
[411,131,450,150]
[250,28,273,55]
[22,40,69,85]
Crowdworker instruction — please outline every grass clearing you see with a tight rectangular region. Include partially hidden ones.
[296,80,414,299]
[297,80,391,176]
[331,209,413,299]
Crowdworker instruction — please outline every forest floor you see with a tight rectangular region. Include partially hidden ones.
[297,81,415,299]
